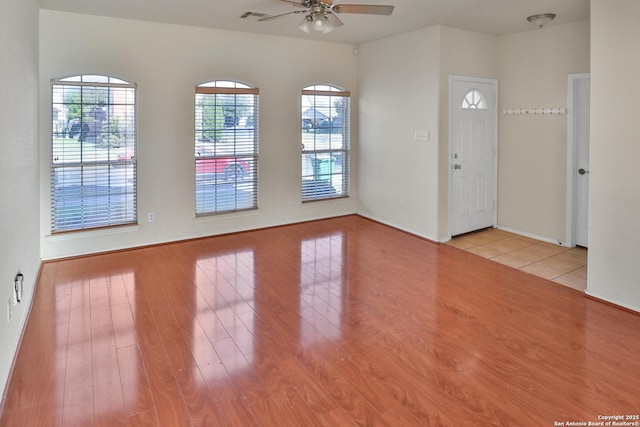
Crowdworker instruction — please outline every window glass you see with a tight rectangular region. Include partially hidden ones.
[51,75,137,232]
[301,84,350,201]
[195,81,258,215]
[462,89,487,109]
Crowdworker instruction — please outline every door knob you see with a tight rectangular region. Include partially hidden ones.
[453,164,461,170]
[578,168,589,175]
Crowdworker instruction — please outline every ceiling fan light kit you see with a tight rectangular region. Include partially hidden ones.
[299,6,335,33]
[298,14,313,32]
[260,0,394,34]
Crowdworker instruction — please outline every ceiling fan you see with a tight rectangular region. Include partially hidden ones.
[259,0,395,34]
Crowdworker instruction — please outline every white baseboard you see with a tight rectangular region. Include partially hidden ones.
[357,213,439,244]
[1,259,41,402]
[495,225,567,247]
[585,290,640,314]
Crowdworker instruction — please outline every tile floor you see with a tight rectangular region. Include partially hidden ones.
[444,228,587,292]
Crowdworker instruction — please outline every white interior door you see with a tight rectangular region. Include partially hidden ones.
[572,74,590,247]
[449,76,498,237]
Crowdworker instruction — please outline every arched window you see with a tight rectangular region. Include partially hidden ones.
[195,80,258,215]
[301,84,350,201]
[51,74,137,232]
[462,89,487,109]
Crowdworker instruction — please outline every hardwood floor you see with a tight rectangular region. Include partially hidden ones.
[1,215,639,426]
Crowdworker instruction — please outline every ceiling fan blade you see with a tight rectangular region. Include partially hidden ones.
[327,12,344,28]
[259,10,307,22]
[332,4,394,15]
[279,0,307,6]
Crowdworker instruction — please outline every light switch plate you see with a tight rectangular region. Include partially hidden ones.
[414,130,429,142]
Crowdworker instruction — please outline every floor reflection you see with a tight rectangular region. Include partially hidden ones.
[55,268,141,426]
[300,232,344,344]
[195,249,256,378]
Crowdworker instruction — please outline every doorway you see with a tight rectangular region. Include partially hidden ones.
[448,76,498,237]
[566,73,590,247]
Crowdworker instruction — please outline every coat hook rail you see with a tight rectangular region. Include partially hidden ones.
[503,108,566,115]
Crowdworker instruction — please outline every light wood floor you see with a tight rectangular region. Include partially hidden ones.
[1,215,638,426]
[445,228,588,292]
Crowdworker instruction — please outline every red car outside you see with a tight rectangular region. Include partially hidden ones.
[195,146,250,181]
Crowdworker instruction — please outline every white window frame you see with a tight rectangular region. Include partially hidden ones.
[301,84,350,202]
[50,74,137,233]
[195,81,259,215]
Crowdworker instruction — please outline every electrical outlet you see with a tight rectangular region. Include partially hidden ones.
[148,212,155,223]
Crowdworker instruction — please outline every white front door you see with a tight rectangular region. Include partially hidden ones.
[571,74,590,247]
[449,76,498,237]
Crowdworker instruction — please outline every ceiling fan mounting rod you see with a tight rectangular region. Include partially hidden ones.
[304,0,333,8]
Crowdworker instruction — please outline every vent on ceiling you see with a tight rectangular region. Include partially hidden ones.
[240,11,268,20]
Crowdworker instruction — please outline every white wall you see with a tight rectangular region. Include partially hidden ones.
[39,11,358,259]
[588,0,640,311]
[0,0,40,400]
[497,21,590,243]
[357,25,497,241]
[357,26,440,239]
[437,26,498,241]
[357,23,592,246]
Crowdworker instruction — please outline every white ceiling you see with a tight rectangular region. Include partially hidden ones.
[38,0,590,45]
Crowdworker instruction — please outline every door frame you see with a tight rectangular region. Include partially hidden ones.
[565,73,590,247]
[448,75,499,239]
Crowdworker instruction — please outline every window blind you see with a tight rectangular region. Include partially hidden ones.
[51,75,137,232]
[301,85,350,202]
[195,81,259,215]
